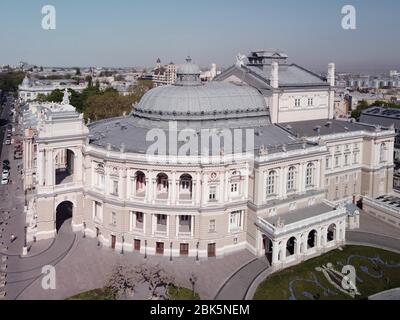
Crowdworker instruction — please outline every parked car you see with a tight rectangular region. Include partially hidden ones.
[3,160,10,165]
[5,139,11,145]
[1,177,8,185]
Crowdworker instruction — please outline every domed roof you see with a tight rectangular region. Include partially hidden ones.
[133,81,267,122]
[177,56,201,75]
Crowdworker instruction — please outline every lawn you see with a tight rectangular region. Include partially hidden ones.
[67,285,199,300]
[67,288,116,300]
[253,245,400,300]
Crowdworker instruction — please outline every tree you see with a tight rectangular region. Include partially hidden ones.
[36,93,47,102]
[0,71,25,92]
[107,265,140,299]
[45,89,64,103]
[132,264,174,300]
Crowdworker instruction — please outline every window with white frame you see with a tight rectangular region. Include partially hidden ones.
[380,143,387,163]
[335,155,340,167]
[97,173,105,190]
[93,201,103,221]
[287,166,296,191]
[306,163,314,187]
[294,98,301,107]
[354,151,359,164]
[344,154,349,166]
[325,157,331,169]
[209,186,217,201]
[111,180,119,196]
[229,210,242,230]
[209,219,216,233]
[266,170,277,196]
[131,211,144,230]
[230,183,238,195]
[111,212,117,226]
[307,98,313,106]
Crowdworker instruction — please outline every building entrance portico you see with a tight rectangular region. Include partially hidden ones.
[256,202,347,269]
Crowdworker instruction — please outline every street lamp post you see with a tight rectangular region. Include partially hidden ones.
[22,225,28,256]
[170,242,173,262]
[144,240,147,259]
[196,241,199,262]
[189,273,198,298]
[83,222,86,238]
[121,235,125,254]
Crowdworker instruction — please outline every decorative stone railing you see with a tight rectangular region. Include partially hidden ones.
[257,206,346,237]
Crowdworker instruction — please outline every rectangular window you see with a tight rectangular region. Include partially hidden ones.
[294,98,301,107]
[230,183,238,193]
[97,174,105,189]
[344,154,349,166]
[325,157,331,169]
[229,210,242,230]
[308,98,313,106]
[335,156,340,167]
[111,212,117,226]
[111,180,119,196]
[209,219,216,233]
[354,152,359,164]
[209,186,217,201]
[94,201,102,221]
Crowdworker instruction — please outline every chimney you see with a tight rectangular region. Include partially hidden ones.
[271,62,279,89]
[328,63,335,87]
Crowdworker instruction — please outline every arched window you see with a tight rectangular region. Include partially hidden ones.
[287,167,296,191]
[267,170,277,196]
[380,143,387,163]
[306,163,314,187]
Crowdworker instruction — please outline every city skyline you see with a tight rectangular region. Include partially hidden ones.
[0,0,399,73]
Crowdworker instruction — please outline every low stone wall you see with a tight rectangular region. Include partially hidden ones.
[363,201,400,229]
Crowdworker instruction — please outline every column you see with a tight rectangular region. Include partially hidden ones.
[45,149,54,186]
[218,172,224,205]
[190,215,194,237]
[281,167,287,198]
[172,172,177,204]
[295,237,301,256]
[37,149,45,186]
[195,172,201,205]
[272,241,280,265]
[175,215,179,237]
[152,214,156,235]
[224,171,229,202]
[120,169,127,200]
[242,167,249,200]
[298,163,305,193]
[202,173,208,205]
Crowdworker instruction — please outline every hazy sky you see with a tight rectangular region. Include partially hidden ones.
[0,0,399,73]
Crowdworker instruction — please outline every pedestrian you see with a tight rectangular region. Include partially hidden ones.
[10,234,16,242]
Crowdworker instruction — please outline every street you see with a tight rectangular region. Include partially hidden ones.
[0,94,26,299]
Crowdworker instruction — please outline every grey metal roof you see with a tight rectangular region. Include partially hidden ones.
[88,116,311,155]
[266,202,335,226]
[360,107,400,129]
[277,119,380,138]
[215,64,327,88]
[133,81,268,123]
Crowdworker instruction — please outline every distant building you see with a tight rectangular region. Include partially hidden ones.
[142,58,177,87]
[360,106,400,189]
[18,75,87,102]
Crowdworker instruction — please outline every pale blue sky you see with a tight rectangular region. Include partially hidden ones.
[0,0,399,72]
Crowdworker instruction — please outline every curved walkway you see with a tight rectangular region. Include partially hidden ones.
[3,221,76,300]
[214,258,270,300]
